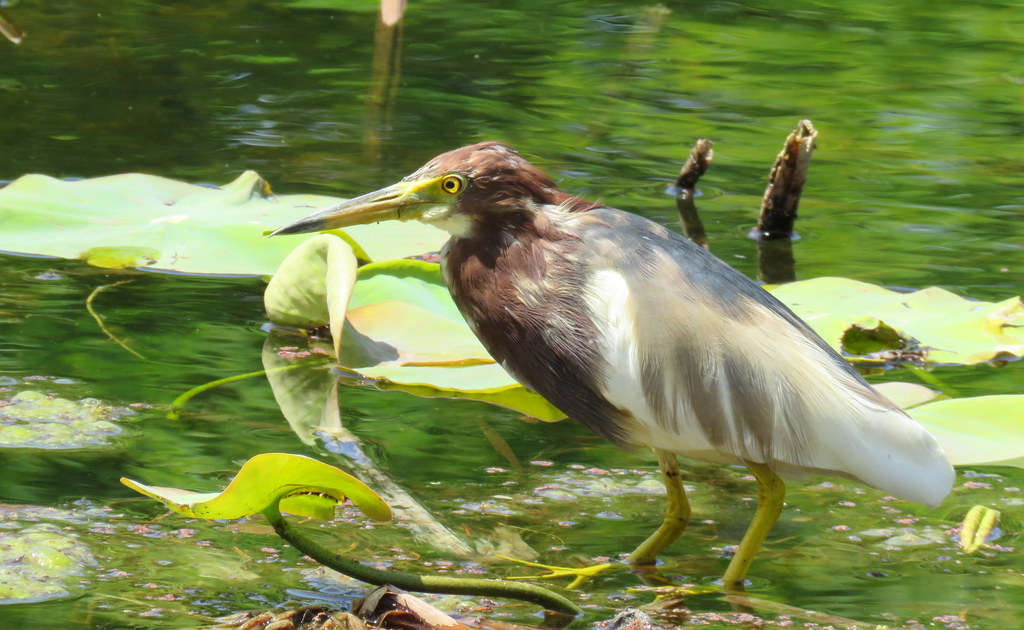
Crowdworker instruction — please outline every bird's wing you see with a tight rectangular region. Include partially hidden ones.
[566,207,953,506]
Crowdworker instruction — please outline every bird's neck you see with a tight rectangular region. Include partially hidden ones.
[444,192,598,263]
[442,204,562,270]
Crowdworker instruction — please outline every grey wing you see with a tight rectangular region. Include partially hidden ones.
[569,207,953,506]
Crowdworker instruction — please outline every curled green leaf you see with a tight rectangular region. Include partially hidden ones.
[120,452,390,522]
[959,505,1000,554]
[264,233,358,357]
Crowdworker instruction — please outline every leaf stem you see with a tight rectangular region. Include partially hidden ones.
[86,280,147,360]
[263,509,581,616]
[166,361,321,420]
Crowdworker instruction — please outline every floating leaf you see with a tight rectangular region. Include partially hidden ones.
[959,505,1000,554]
[265,234,358,357]
[769,277,1024,365]
[336,260,562,420]
[872,382,942,410]
[357,362,566,422]
[344,260,492,366]
[0,172,447,275]
[121,453,391,522]
[908,395,1024,468]
[340,222,448,264]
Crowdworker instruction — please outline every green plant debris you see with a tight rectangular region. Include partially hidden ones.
[0,523,95,604]
[0,172,448,275]
[959,505,1000,554]
[0,390,136,449]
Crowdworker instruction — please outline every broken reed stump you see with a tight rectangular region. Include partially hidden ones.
[674,138,714,190]
[670,121,817,284]
[755,119,817,239]
[674,138,714,248]
[754,120,817,284]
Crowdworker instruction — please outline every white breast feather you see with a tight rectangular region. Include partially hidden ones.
[584,269,716,454]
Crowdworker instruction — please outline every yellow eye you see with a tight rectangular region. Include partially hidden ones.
[440,175,464,195]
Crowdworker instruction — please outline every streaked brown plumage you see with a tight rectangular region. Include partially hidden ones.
[272,141,954,588]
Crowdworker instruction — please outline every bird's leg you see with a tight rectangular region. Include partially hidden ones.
[721,460,785,589]
[500,450,690,588]
[626,449,691,566]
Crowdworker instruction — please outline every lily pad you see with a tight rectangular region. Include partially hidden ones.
[355,362,567,422]
[121,452,391,522]
[768,277,1024,365]
[0,390,136,450]
[908,395,1024,469]
[344,260,492,366]
[872,382,943,410]
[265,254,564,420]
[0,171,447,275]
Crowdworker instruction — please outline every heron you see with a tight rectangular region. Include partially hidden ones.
[271,141,954,588]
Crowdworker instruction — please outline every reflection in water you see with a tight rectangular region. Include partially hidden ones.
[364,2,406,166]
[262,333,475,558]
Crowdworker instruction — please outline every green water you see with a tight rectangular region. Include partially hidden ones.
[1,1,1022,628]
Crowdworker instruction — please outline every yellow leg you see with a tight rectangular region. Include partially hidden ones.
[500,449,690,588]
[721,460,785,589]
[626,449,691,566]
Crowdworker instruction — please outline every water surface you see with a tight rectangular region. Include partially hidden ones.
[1,1,1022,628]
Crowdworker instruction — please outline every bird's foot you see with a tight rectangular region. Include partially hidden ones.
[496,554,620,589]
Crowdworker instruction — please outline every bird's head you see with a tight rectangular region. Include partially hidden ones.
[271,142,567,239]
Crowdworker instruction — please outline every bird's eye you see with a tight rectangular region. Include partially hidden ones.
[440,175,464,195]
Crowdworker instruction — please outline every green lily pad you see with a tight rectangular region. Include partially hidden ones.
[872,382,943,410]
[356,362,566,422]
[908,395,1024,469]
[121,452,391,522]
[266,254,564,420]
[344,260,492,366]
[769,277,1024,365]
[0,389,136,450]
[0,171,447,275]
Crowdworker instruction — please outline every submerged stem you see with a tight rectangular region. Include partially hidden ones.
[263,509,581,616]
[86,280,147,360]
[166,362,316,420]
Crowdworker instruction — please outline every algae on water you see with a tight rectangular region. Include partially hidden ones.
[0,390,135,449]
[0,523,96,604]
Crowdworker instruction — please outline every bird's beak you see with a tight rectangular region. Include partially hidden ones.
[270,178,441,236]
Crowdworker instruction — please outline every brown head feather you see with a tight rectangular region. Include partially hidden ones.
[408,141,600,217]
